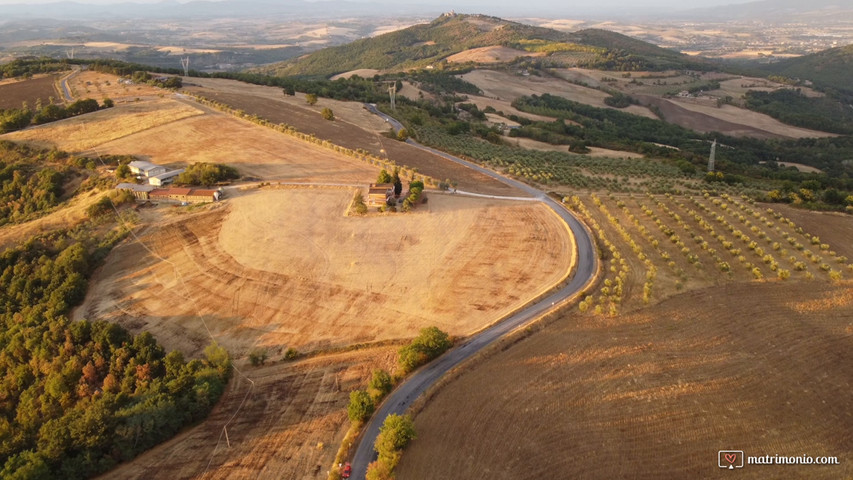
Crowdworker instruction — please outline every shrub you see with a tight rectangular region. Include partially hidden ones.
[248,349,267,366]
[347,390,374,423]
[321,107,335,121]
[368,369,393,400]
[283,347,299,360]
[374,414,416,464]
[398,327,452,374]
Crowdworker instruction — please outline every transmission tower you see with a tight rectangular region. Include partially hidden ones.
[388,82,396,110]
[66,48,75,59]
[708,139,717,172]
[180,57,190,77]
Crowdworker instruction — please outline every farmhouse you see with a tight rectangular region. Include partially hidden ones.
[116,184,221,203]
[116,183,156,200]
[128,160,167,178]
[367,183,393,206]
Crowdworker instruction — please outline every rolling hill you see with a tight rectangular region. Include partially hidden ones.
[759,44,853,97]
[260,13,702,78]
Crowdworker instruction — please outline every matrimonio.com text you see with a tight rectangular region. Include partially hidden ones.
[718,450,841,470]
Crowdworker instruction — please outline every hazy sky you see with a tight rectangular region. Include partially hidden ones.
[0,0,756,6]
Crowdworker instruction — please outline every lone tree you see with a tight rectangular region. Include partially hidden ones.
[392,167,402,196]
[396,128,409,141]
[347,390,374,423]
[376,169,392,184]
[321,107,335,121]
[305,93,318,105]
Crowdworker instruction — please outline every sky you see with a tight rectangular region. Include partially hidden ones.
[0,0,757,6]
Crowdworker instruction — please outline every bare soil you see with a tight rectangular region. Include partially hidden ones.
[73,190,573,360]
[183,77,519,196]
[0,74,60,110]
[398,280,852,479]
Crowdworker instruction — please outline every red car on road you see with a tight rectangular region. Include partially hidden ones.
[341,462,351,479]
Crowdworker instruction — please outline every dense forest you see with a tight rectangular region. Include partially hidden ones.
[0,229,232,479]
[0,142,232,478]
[743,89,853,135]
[0,99,111,135]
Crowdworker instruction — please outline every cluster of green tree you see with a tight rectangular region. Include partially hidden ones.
[0,98,111,134]
[128,71,182,89]
[173,162,238,187]
[397,327,452,375]
[0,58,69,79]
[0,141,79,225]
[743,89,853,135]
[763,178,853,213]
[0,225,232,479]
[402,180,424,212]
[603,91,638,108]
[406,70,480,96]
[512,93,699,155]
[366,414,416,480]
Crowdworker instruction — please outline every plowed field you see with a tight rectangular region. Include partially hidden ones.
[74,189,573,359]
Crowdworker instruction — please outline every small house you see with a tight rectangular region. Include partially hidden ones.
[128,160,167,178]
[367,183,393,206]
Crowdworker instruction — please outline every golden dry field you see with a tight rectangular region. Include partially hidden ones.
[446,46,544,64]
[67,70,164,102]
[396,192,852,479]
[74,189,573,359]
[3,98,205,151]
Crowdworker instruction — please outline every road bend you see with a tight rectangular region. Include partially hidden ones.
[350,108,597,479]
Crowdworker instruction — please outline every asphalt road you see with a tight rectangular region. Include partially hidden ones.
[350,109,598,479]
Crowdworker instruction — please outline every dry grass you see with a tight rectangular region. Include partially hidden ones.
[89,106,379,182]
[73,189,573,359]
[446,46,543,64]
[67,71,163,102]
[3,98,204,152]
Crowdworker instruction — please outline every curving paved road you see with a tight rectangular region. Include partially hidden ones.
[350,108,598,479]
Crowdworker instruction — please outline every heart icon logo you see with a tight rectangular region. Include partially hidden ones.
[725,453,737,464]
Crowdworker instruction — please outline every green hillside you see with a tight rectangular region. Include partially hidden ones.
[259,13,702,78]
[760,44,853,97]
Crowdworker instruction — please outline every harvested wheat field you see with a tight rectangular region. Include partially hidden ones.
[98,347,398,480]
[74,189,573,359]
[3,98,204,152]
[90,106,379,182]
[67,70,163,102]
[183,77,522,196]
[398,280,852,479]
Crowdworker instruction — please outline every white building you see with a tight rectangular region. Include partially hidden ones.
[128,160,167,177]
[149,169,185,186]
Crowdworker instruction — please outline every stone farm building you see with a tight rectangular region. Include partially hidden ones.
[367,183,393,206]
[117,183,221,203]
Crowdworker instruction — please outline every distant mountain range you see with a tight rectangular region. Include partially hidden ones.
[683,0,853,20]
[1,0,852,22]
